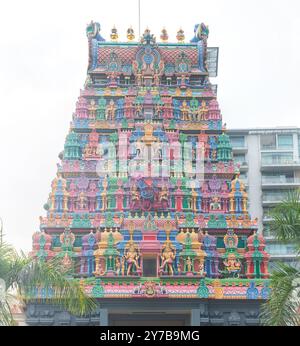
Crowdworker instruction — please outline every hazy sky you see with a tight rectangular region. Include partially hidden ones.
[0,0,300,252]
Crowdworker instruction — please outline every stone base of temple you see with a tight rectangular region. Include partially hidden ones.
[25,299,263,326]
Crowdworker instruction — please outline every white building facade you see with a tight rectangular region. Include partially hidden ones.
[228,127,300,266]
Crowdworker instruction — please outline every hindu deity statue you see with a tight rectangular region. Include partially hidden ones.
[135,103,143,117]
[124,242,141,276]
[159,185,169,207]
[210,196,221,211]
[223,253,241,277]
[106,100,116,120]
[160,241,176,275]
[131,184,140,209]
[186,257,193,273]
[198,261,206,277]
[60,228,75,251]
[77,192,88,210]
[180,100,189,121]
[88,99,97,119]
[222,229,242,277]
[198,100,208,120]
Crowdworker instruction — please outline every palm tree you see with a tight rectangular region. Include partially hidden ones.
[261,190,300,326]
[0,242,97,326]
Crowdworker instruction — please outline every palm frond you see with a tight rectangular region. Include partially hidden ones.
[9,255,97,316]
[269,189,300,252]
[261,262,300,326]
[0,299,15,326]
[0,242,17,281]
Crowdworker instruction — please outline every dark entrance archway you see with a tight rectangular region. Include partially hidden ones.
[109,313,190,326]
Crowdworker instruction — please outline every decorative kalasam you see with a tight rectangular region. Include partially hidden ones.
[30,22,270,300]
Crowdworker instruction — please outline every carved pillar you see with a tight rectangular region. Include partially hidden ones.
[99,308,108,326]
[191,308,201,326]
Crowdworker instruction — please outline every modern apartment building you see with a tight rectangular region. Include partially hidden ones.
[228,127,300,266]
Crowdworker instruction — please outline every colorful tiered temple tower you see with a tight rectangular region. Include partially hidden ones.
[27,22,271,326]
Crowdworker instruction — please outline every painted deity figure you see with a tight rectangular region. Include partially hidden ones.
[160,242,176,275]
[223,253,241,277]
[186,256,193,272]
[159,185,169,206]
[136,71,142,86]
[135,103,143,117]
[60,228,75,250]
[62,253,73,269]
[124,243,140,275]
[131,184,140,208]
[155,103,162,118]
[106,100,116,120]
[198,100,208,120]
[198,261,205,277]
[210,196,221,211]
[77,192,88,210]
[180,100,189,121]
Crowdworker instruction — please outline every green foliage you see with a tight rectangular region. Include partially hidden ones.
[0,242,96,326]
[262,190,300,326]
[269,189,300,253]
[261,262,300,326]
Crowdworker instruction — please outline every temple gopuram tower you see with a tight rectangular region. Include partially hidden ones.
[27,22,271,326]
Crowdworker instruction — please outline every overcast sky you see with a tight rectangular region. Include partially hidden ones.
[0,0,300,252]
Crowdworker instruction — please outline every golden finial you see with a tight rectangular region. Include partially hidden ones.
[176,27,185,43]
[110,25,118,41]
[127,26,135,41]
[160,27,168,42]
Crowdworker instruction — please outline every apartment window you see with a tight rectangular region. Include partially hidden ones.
[277,134,293,149]
[261,152,293,164]
[230,136,245,148]
[233,154,246,165]
[263,227,273,238]
[263,206,274,216]
[262,190,290,202]
[265,243,296,256]
[262,172,294,183]
[260,134,276,150]
[298,136,300,159]
[239,173,247,180]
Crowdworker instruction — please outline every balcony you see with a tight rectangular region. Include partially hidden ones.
[261,158,300,170]
[262,193,289,204]
[265,243,297,257]
[261,177,300,188]
[231,145,248,153]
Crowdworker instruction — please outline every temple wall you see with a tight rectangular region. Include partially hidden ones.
[25,299,262,326]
